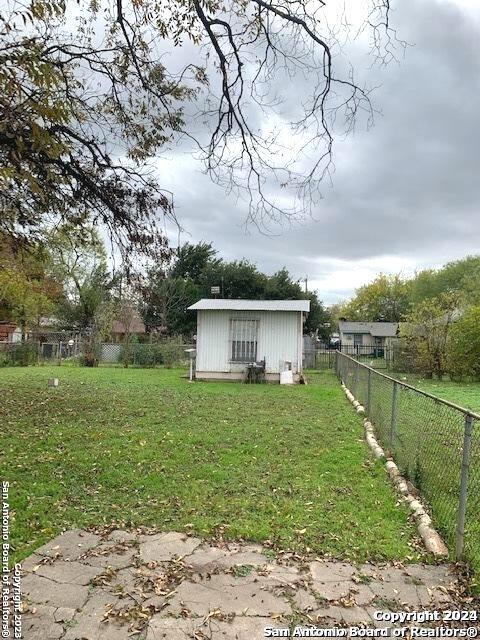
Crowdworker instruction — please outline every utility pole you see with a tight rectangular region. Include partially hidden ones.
[297,277,308,293]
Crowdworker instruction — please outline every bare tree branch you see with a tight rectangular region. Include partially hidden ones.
[0,0,404,261]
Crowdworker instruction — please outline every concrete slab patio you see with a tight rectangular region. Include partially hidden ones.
[15,529,464,639]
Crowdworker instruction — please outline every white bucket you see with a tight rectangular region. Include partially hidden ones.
[280,370,294,385]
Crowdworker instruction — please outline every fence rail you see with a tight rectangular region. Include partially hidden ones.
[335,351,480,574]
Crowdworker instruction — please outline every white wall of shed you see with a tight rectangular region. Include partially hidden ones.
[195,310,302,374]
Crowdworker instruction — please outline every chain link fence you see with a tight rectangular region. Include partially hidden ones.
[303,349,337,369]
[0,338,195,367]
[113,341,194,367]
[336,351,480,576]
[304,345,394,370]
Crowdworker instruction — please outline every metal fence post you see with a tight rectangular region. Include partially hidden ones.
[367,368,371,414]
[456,414,474,560]
[390,382,398,449]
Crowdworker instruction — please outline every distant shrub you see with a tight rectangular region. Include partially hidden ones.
[118,337,188,368]
[79,338,101,367]
[159,337,187,368]
[389,338,421,374]
[121,342,161,367]
[79,352,99,367]
[0,342,38,366]
[398,294,459,379]
[447,306,480,380]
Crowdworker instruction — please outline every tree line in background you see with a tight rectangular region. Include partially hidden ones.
[3,224,480,379]
[140,242,330,338]
[0,228,115,337]
[0,231,331,366]
[337,256,480,380]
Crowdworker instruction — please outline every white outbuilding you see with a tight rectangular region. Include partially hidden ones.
[188,298,310,382]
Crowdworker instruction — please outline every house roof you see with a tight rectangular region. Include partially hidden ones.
[111,316,146,334]
[338,321,398,337]
[188,299,310,312]
[39,316,59,327]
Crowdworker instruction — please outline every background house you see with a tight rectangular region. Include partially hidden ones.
[338,321,398,354]
[0,321,22,343]
[188,299,310,382]
[110,310,146,343]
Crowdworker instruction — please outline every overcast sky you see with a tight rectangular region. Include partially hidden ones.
[155,0,480,305]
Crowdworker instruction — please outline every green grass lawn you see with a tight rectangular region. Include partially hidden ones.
[0,366,421,564]
[390,373,480,414]
[340,361,480,585]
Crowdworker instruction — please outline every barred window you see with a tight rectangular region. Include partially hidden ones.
[230,318,258,362]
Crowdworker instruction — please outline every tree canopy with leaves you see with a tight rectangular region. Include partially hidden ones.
[340,255,480,324]
[402,293,460,380]
[47,225,114,329]
[141,241,330,337]
[1,0,399,265]
[447,305,480,380]
[0,234,61,336]
[339,255,480,379]
[409,256,480,307]
[340,274,410,323]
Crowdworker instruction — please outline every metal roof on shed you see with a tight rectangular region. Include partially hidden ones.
[188,299,310,312]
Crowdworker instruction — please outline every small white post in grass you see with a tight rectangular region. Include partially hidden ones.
[184,348,196,382]
[48,378,59,387]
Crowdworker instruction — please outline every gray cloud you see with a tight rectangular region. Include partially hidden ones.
[157,0,480,304]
